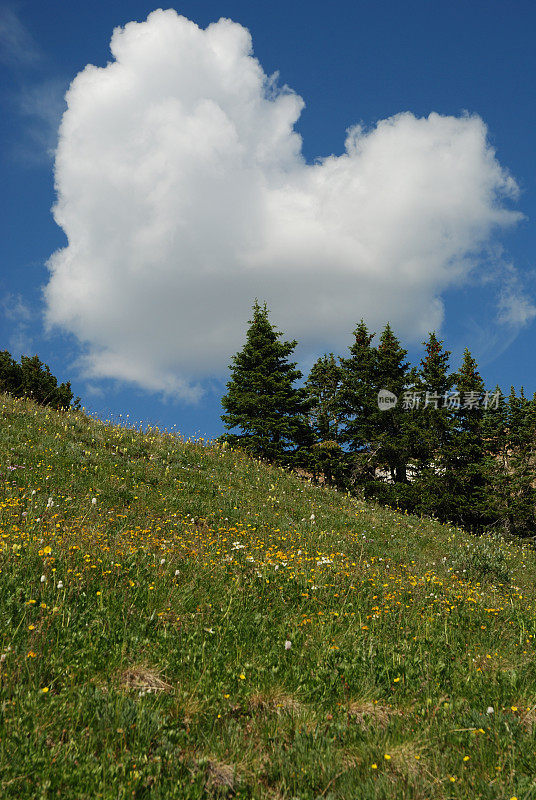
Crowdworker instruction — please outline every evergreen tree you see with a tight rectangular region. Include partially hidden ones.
[373,323,414,484]
[19,355,75,410]
[20,355,58,405]
[221,302,310,464]
[442,348,490,531]
[339,321,415,505]
[411,332,457,517]
[362,323,418,510]
[503,388,536,536]
[0,350,22,396]
[305,354,341,442]
[338,320,378,485]
[0,351,76,409]
[304,354,345,485]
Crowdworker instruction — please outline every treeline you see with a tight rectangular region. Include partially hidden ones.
[221,302,536,537]
[0,350,78,410]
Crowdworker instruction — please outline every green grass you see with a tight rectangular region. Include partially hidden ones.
[1,393,535,799]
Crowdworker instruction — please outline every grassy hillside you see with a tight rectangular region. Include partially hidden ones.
[1,394,535,799]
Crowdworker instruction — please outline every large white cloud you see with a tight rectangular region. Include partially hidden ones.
[45,9,526,400]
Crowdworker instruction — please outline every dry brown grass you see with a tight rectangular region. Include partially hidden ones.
[119,664,172,695]
[205,759,236,792]
[519,705,536,732]
[248,687,301,715]
[347,699,401,728]
[386,741,429,781]
[180,694,205,723]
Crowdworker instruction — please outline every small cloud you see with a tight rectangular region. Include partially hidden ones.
[16,78,68,162]
[497,284,536,328]
[1,292,35,356]
[83,383,105,399]
[456,268,535,367]
[0,6,40,67]
[2,292,31,321]
[8,328,33,357]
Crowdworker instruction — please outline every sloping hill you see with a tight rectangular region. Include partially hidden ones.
[1,393,535,799]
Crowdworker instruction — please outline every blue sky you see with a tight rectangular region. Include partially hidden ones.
[1,0,535,437]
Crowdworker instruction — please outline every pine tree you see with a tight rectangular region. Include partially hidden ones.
[304,354,345,485]
[338,320,378,485]
[412,332,457,517]
[19,355,75,410]
[373,323,414,484]
[442,348,490,531]
[0,351,76,409]
[0,351,22,396]
[481,384,510,531]
[305,354,341,442]
[221,302,310,464]
[504,388,536,536]
[339,321,415,505]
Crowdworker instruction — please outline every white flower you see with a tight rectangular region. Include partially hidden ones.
[31,489,36,496]
[46,498,54,509]
[174,569,180,577]
[285,640,292,650]
[91,497,97,505]
[40,575,46,583]
[36,518,40,523]
[160,558,166,565]
[310,513,315,521]
[487,706,494,715]
[57,581,63,589]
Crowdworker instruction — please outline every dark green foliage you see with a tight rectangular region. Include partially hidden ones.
[371,323,415,485]
[0,350,22,395]
[411,333,457,518]
[504,389,536,536]
[439,348,491,531]
[339,322,417,507]
[0,350,77,410]
[482,384,512,531]
[224,307,536,538]
[484,387,536,537]
[305,353,341,443]
[304,354,346,484]
[338,320,379,485]
[338,331,535,534]
[221,301,311,464]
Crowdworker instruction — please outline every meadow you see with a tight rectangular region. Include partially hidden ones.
[1,393,535,799]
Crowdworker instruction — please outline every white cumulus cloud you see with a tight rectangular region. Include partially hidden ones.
[45,9,525,400]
